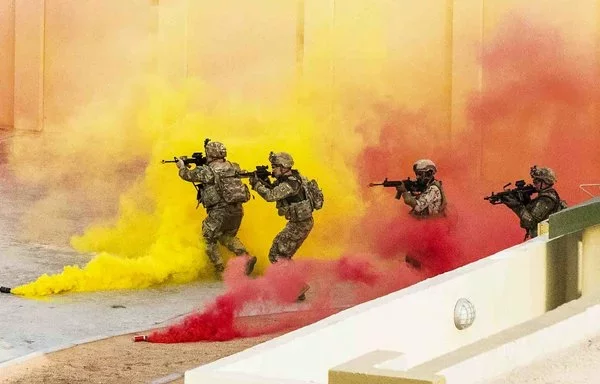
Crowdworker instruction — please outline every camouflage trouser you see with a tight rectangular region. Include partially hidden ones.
[202,204,248,269]
[268,218,314,263]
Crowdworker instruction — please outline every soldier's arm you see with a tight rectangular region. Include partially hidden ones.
[401,185,438,212]
[518,196,556,231]
[402,191,418,208]
[179,165,213,183]
[254,180,297,202]
[411,185,442,213]
[231,162,244,174]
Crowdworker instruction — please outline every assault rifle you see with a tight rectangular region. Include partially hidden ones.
[161,152,207,167]
[484,180,536,205]
[368,177,421,193]
[239,165,271,185]
[161,138,211,167]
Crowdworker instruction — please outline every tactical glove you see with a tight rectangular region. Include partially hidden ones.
[175,157,185,170]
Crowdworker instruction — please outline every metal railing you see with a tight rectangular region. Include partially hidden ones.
[579,184,600,197]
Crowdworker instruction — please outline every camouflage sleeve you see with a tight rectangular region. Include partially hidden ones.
[518,196,556,230]
[178,165,214,184]
[254,180,296,202]
[231,162,243,173]
[411,185,442,213]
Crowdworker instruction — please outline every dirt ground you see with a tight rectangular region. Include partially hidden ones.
[0,325,280,384]
[0,308,345,384]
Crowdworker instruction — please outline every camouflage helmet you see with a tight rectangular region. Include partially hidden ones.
[269,151,294,168]
[413,159,437,174]
[531,166,556,184]
[205,141,227,159]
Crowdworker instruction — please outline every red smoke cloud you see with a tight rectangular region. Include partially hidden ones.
[356,16,600,274]
[470,16,600,199]
[148,256,422,343]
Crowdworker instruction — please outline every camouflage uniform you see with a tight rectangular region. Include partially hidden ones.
[396,159,447,218]
[507,188,561,238]
[392,159,447,270]
[178,142,251,274]
[251,153,314,263]
[502,166,564,239]
[398,180,446,218]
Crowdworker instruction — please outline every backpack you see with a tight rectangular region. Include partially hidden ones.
[302,177,324,210]
[213,164,250,204]
[220,176,251,203]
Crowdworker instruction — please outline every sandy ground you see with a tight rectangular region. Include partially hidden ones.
[0,318,282,384]
[0,334,274,384]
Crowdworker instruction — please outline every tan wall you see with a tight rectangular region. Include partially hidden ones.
[14,0,45,132]
[5,0,600,140]
[42,0,157,130]
[0,0,15,129]
[187,0,297,103]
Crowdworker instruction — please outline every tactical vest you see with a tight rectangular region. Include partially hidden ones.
[274,171,312,221]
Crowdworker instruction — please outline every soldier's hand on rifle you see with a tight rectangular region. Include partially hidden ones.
[395,183,407,193]
[248,174,259,189]
[394,184,407,200]
[175,157,186,170]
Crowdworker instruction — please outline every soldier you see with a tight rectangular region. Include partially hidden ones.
[394,159,447,218]
[394,159,447,269]
[248,152,316,301]
[501,166,565,239]
[176,141,257,278]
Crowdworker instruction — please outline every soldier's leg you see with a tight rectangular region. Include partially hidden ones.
[268,218,314,264]
[268,219,314,301]
[202,210,226,276]
[218,208,247,256]
[217,206,256,275]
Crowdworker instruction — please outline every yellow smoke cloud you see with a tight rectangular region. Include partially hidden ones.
[10,1,455,296]
[12,76,366,296]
